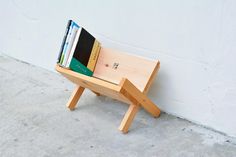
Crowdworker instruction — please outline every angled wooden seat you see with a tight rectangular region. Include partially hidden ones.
[56,47,161,133]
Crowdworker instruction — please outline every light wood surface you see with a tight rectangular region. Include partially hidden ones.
[93,47,159,92]
[118,103,140,133]
[56,65,130,104]
[67,86,85,110]
[119,78,161,117]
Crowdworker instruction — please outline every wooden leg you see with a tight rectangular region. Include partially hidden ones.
[140,98,160,118]
[91,90,101,96]
[66,86,85,110]
[119,78,161,117]
[118,104,139,133]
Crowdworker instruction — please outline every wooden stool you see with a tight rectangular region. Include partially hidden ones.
[56,47,161,133]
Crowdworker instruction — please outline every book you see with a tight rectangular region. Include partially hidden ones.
[62,21,79,66]
[57,20,101,77]
[59,20,73,64]
[66,27,82,67]
[69,28,101,76]
[87,40,100,71]
[57,20,71,63]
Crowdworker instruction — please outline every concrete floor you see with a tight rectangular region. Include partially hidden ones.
[0,55,236,157]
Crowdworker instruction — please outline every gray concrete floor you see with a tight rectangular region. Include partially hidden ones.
[0,55,236,157]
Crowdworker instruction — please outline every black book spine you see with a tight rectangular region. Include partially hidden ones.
[73,28,95,66]
[57,20,72,63]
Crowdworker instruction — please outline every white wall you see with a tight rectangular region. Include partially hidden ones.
[0,0,236,137]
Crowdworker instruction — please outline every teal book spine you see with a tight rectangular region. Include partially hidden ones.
[69,58,93,76]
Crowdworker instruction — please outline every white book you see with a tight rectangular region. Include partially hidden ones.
[60,23,73,65]
[62,24,79,66]
[65,27,82,68]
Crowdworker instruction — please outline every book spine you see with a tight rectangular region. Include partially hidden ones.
[62,22,79,66]
[57,20,71,63]
[72,28,95,66]
[60,21,73,65]
[66,27,82,68]
[70,57,93,76]
[87,40,101,71]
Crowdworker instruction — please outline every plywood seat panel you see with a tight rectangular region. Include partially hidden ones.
[93,48,160,93]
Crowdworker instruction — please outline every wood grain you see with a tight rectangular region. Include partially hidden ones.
[93,48,159,92]
[56,65,130,104]
[119,104,140,133]
[66,86,85,110]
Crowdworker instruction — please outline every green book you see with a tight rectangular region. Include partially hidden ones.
[70,58,93,76]
[69,27,100,76]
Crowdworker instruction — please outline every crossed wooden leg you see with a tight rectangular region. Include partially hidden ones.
[118,78,161,133]
[119,103,140,133]
[66,87,101,110]
[67,86,85,110]
[66,78,160,133]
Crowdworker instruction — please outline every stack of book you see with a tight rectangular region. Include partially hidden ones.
[57,20,101,76]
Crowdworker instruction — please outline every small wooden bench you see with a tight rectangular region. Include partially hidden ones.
[56,47,161,133]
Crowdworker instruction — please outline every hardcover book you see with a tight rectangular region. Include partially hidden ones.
[57,20,101,76]
[57,20,71,63]
[62,21,79,66]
